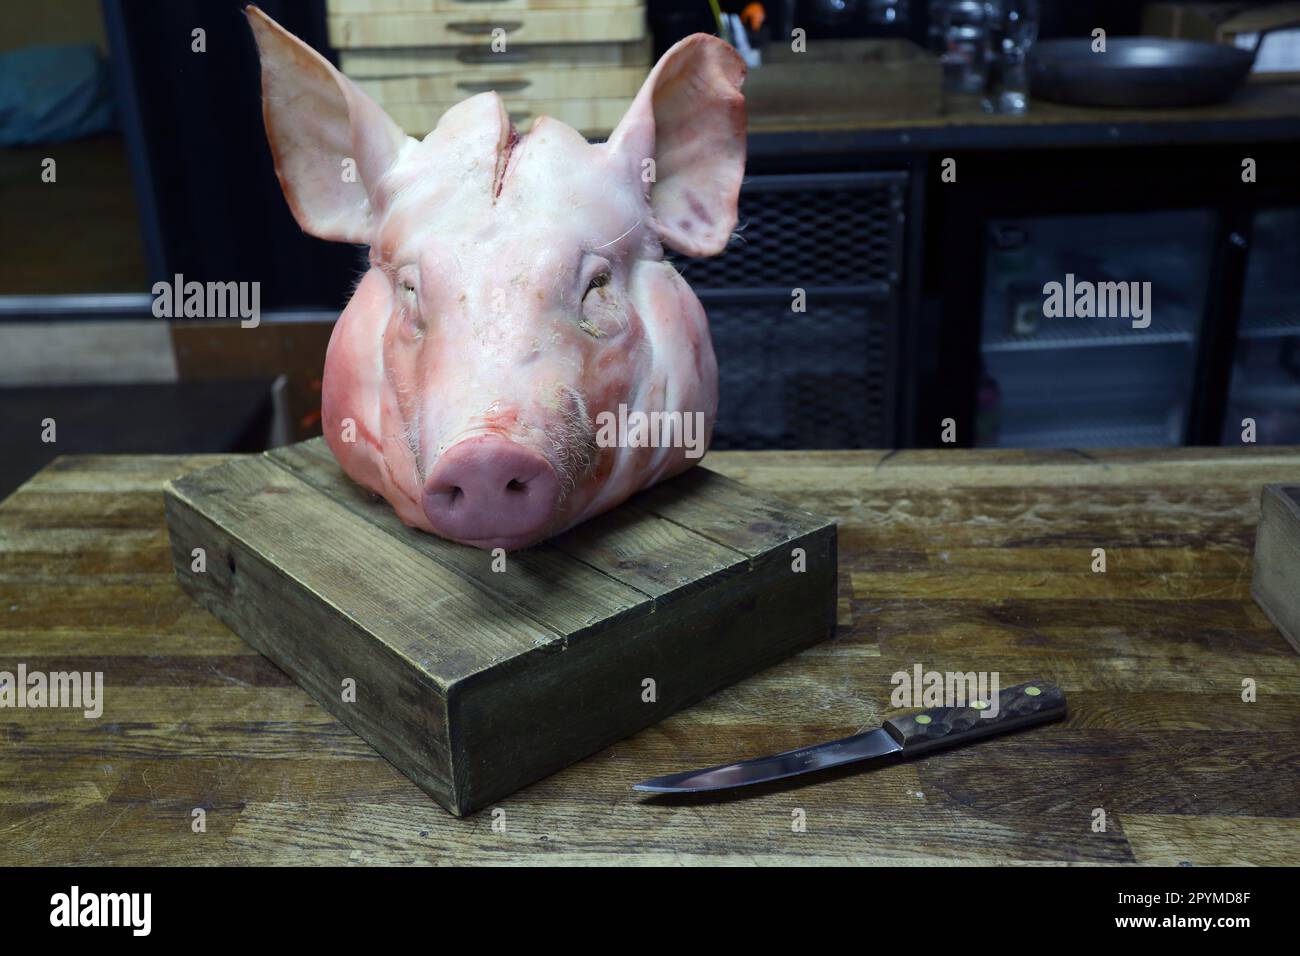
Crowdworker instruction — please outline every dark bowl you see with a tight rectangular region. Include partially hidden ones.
[1030,37,1255,108]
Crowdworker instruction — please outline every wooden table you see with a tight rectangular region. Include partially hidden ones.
[3,447,1299,865]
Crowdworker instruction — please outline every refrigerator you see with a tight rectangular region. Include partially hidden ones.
[974,209,1217,448]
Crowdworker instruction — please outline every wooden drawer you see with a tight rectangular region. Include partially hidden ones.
[357,65,646,102]
[328,7,646,48]
[339,38,651,77]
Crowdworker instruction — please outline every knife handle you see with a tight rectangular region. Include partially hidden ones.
[883,680,1066,756]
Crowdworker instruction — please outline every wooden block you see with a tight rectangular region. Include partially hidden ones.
[327,8,646,48]
[1252,483,1300,655]
[163,438,837,815]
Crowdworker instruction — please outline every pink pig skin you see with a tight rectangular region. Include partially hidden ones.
[247,6,745,550]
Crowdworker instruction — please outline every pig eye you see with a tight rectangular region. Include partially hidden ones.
[583,272,610,298]
[395,273,424,338]
[579,270,623,339]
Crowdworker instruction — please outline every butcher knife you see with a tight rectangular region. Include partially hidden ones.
[633,679,1066,794]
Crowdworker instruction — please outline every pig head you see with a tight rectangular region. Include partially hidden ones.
[247,7,745,550]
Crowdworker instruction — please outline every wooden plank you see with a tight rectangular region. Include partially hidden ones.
[356,66,647,103]
[328,9,646,48]
[631,465,831,557]
[338,38,651,77]
[1123,814,1300,866]
[266,439,646,642]
[167,455,554,676]
[453,518,835,805]
[546,499,750,600]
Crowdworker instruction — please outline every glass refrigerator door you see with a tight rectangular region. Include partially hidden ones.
[977,210,1216,448]
[1222,208,1300,446]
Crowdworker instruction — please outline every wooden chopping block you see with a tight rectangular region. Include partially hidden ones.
[162,438,837,815]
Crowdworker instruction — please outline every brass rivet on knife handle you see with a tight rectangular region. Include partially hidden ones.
[882,680,1067,756]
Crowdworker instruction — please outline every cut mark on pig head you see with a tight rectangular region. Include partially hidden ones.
[494,126,520,201]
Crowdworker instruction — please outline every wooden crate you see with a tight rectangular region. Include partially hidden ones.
[163,438,838,815]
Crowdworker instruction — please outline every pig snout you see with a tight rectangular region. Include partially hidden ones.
[420,436,560,549]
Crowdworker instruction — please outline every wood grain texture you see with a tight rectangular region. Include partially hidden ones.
[2,446,1300,863]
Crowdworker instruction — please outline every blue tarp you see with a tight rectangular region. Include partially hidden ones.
[0,44,116,146]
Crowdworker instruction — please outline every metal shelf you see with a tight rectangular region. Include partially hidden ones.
[1239,297,1300,339]
[994,419,1178,449]
[982,308,1199,353]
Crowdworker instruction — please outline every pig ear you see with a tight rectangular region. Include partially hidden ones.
[246,5,409,244]
[607,33,746,258]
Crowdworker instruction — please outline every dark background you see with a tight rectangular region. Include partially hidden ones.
[2,0,1298,497]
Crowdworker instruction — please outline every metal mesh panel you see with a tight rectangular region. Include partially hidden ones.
[705,296,891,450]
[671,172,907,290]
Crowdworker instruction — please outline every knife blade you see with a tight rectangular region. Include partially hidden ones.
[633,679,1066,794]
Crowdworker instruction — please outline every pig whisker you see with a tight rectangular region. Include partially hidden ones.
[543,386,597,503]
[402,405,424,480]
[591,219,642,251]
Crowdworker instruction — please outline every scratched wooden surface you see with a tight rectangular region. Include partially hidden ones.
[2,447,1299,865]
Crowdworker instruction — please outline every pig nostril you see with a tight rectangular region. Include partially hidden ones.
[421,437,560,546]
